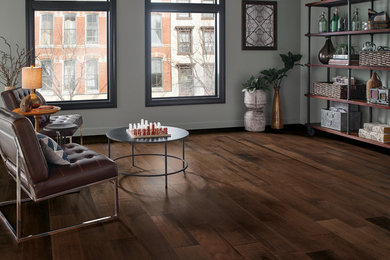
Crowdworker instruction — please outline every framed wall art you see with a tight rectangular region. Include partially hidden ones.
[242,1,277,50]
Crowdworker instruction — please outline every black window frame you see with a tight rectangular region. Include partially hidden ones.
[26,0,117,110]
[145,0,225,107]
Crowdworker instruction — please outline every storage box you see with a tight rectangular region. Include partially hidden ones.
[321,109,361,131]
[363,122,390,134]
[359,129,390,143]
[312,82,366,99]
[359,51,390,67]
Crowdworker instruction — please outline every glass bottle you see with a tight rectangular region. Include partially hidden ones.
[352,8,362,31]
[331,8,339,32]
[318,12,328,33]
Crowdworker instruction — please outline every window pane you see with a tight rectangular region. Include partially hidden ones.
[64,14,76,45]
[151,58,163,88]
[150,12,216,98]
[151,14,162,45]
[35,11,108,102]
[177,0,191,19]
[40,60,53,91]
[86,59,98,91]
[40,13,53,45]
[86,14,98,44]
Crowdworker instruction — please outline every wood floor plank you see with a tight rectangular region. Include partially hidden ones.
[0,129,389,259]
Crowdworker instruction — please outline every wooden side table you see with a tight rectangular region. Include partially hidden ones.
[13,106,61,132]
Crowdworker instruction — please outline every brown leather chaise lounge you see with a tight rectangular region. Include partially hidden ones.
[0,108,118,242]
[1,87,83,143]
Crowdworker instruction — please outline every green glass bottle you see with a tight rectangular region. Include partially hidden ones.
[331,8,339,32]
[318,12,328,33]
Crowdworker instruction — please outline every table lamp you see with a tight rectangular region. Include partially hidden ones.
[22,66,43,108]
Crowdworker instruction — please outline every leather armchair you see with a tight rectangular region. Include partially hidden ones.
[1,87,83,143]
[0,108,118,242]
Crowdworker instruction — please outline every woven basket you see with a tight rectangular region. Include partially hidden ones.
[359,51,390,67]
[312,82,366,99]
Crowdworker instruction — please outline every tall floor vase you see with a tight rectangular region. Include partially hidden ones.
[272,88,283,129]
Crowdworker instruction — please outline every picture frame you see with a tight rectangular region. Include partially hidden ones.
[242,1,277,50]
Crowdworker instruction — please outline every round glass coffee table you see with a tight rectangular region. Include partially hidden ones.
[106,126,189,189]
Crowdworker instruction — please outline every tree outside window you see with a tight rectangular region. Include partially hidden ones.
[202,27,214,55]
[41,60,53,91]
[63,60,76,93]
[178,64,194,96]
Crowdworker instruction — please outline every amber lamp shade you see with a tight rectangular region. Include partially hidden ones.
[22,66,42,108]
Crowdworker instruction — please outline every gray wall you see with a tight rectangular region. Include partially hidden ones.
[300,0,390,125]
[0,0,300,135]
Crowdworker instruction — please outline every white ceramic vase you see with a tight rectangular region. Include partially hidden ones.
[244,89,266,132]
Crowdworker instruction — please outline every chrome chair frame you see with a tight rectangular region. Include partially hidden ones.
[0,129,118,243]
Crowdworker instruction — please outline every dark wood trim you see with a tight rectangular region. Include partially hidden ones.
[306,94,390,110]
[306,63,390,71]
[308,123,390,149]
[306,0,371,7]
[306,28,390,37]
[242,1,277,51]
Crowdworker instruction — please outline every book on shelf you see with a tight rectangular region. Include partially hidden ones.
[359,129,390,143]
[363,122,390,134]
[332,54,359,60]
[328,59,359,65]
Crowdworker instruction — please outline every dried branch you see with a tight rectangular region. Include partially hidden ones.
[0,36,33,87]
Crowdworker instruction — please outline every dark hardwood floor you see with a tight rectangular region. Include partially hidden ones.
[0,129,389,259]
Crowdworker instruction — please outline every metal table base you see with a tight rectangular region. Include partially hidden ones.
[108,139,188,189]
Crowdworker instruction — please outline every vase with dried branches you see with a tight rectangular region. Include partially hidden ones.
[0,36,32,91]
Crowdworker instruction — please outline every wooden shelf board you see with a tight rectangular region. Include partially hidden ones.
[307,123,390,149]
[306,0,370,7]
[305,94,390,109]
[306,63,390,71]
[306,28,390,37]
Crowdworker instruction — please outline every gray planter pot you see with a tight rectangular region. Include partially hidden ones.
[244,90,266,132]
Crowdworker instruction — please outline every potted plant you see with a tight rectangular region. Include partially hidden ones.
[242,75,269,132]
[260,52,302,129]
[0,36,31,91]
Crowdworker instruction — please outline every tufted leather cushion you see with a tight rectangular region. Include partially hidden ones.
[0,108,49,185]
[1,87,83,138]
[33,143,117,199]
[40,114,83,137]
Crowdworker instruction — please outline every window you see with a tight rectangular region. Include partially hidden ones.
[177,0,191,19]
[64,14,77,45]
[178,64,194,96]
[86,14,98,44]
[202,27,214,54]
[151,14,162,45]
[146,0,225,106]
[177,27,192,55]
[27,0,117,109]
[202,0,215,19]
[40,13,53,46]
[86,59,98,92]
[63,60,75,93]
[152,58,163,89]
[41,60,53,91]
